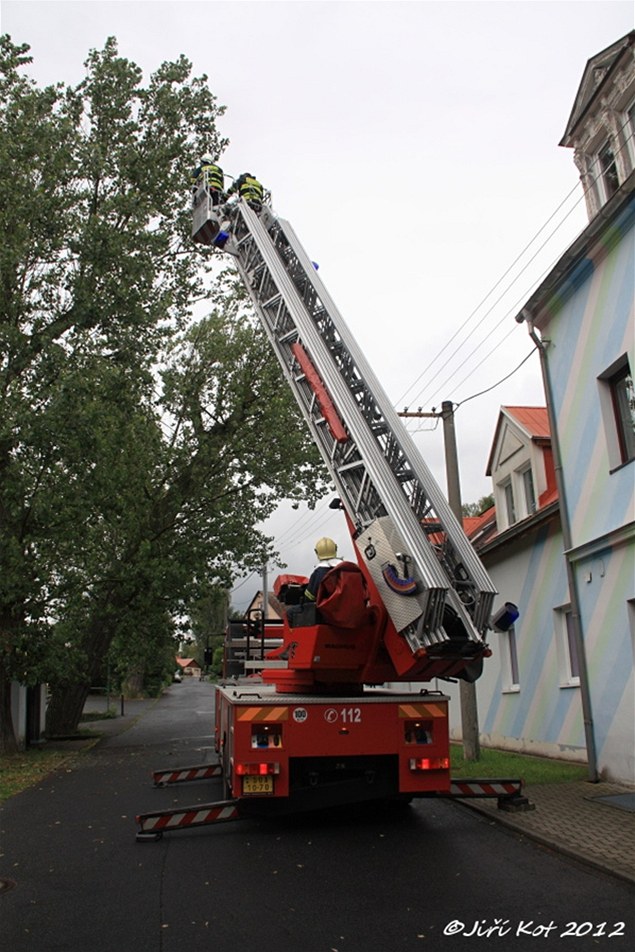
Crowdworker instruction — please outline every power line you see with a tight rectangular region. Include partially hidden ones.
[272,497,333,547]
[454,347,538,407]
[395,177,584,409]
[230,570,257,594]
[407,189,587,410]
[397,121,634,412]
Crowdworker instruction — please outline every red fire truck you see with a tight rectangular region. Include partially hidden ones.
[135,180,527,840]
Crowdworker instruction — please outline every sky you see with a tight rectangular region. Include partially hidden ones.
[2,0,633,611]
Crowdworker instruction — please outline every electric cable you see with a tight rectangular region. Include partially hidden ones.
[409,188,587,410]
[397,120,634,412]
[395,177,583,409]
[454,347,538,408]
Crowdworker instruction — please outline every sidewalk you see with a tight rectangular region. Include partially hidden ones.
[51,692,635,887]
[44,693,160,749]
[460,779,635,886]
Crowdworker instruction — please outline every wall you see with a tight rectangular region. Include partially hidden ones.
[445,515,587,762]
[535,196,635,782]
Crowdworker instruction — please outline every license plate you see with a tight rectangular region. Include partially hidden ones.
[242,775,274,796]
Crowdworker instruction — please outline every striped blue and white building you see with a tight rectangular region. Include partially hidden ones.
[448,32,635,784]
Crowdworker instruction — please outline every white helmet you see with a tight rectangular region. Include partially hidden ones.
[201,153,214,164]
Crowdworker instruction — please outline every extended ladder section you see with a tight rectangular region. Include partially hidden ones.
[216,200,497,652]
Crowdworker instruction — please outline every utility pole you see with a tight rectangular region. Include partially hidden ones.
[399,402,481,761]
[441,401,480,761]
[262,563,268,622]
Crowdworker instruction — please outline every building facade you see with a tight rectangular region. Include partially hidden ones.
[445,408,591,764]
[448,34,634,783]
[521,33,634,783]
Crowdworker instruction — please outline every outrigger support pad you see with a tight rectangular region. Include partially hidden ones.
[446,778,535,812]
[136,830,163,843]
[497,792,535,813]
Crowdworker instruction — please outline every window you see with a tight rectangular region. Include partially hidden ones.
[599,356,635,469]
[565,610,580,680]
[554,605,580,687]
[598,141,619,200]
[521,466,536,515]
[610,363,635,464]
[628,103,635,167]
[503,480,516,526]
[500,626,520,692]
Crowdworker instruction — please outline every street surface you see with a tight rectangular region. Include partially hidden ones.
[1,680,633,952]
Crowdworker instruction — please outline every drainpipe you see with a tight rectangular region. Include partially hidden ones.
[517,309,599,781]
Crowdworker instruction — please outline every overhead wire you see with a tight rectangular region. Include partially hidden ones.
[410,192,586,410]
[266,497,345,564]
[395,176,584,409]
[397,119,634,413]
[406,188,587,410]
[454,347,538,408]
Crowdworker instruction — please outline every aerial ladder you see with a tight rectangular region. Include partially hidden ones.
[194,178,500,682]
[135,178,526,840]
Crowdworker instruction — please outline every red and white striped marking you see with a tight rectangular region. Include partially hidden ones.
[152,764,223,786]
[136,800,240,834]
[450,779,523,798]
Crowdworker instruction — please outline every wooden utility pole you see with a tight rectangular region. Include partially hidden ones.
[441,401,480,761]
[398,402,481,761]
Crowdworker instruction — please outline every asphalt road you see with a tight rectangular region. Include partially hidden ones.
[1,680,633,952]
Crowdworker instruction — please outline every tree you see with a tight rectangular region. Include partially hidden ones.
[462,494,495,518]
[0,36,327,749]
[42,287,327,735]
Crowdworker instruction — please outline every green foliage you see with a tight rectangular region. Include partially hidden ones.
[211,645,225,679]
[462,494,495,518]
[0,35,328,744]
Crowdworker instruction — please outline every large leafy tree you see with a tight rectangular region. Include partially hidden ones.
[0,37,326,749]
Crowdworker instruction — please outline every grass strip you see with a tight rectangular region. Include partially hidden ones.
[0,749,82,803]
[450,744,588,784]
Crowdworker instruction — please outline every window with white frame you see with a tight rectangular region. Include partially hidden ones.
[499,626,520,692]
[503,479,516,526]
[521,465,537,515]
[497,465,538,528]
[599,355,635,469]
[597,141,620,200]
[554,604,580,687]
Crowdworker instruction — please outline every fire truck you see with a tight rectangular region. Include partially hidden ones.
[135,176,528,840]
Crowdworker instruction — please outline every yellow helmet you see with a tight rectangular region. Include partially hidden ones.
[315,537,337,560]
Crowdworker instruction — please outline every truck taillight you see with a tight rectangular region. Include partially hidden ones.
[235,762,280,776]
[409,756,450,771]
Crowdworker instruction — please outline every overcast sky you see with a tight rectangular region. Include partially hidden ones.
[2,0,633,610]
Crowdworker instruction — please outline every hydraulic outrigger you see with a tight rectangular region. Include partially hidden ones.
[136,768,531,842]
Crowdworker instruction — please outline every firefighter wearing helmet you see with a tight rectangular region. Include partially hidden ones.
[226,171,265,211]
[190,153,225,205]
[304,538,343,603]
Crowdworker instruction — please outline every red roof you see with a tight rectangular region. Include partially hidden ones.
[503,406,550,439]
[486,406,551,475]
[175,657,200,669]
[465,506,497,545]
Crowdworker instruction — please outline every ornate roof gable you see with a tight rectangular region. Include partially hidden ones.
[561,32,634,146]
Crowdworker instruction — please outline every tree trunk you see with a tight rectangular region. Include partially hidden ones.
[45,682,90,737]
[46,607,117,735]
[0,667,19,754]
[122,666,144,698]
